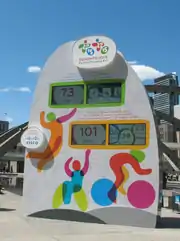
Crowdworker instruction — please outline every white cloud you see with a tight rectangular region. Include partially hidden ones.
[128,61,138,65]
[27,66,41,73]
[12,87,31,92]
[0,87,31,93]
[128,61,165,81]
[1,113,13,123]
[5,116,13,123]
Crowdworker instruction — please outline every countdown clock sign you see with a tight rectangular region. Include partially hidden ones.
[73,36,117,69]
[21,127,45,150]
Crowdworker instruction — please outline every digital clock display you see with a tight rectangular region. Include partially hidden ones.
[50,81,123,106]
[71,124,106,145]
[109,123,146,145]
[87,82,121,104]
[51,85,84,105]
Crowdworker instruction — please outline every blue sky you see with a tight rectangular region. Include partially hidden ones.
[0,0,180,126]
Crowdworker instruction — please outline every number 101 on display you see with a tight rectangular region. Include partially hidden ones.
[71,124,106,145]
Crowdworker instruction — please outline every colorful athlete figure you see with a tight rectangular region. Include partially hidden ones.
[108,151,152,203]
[26,108,77,172]
[52,149,91,211]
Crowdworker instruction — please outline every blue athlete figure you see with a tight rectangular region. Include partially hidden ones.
[52,149,91,211]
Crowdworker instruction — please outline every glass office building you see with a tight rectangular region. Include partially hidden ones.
[152,73,178,142]
[153,73,179,170]
[153,73,179,119]
[153,73,179,140]
[153,73,179,171]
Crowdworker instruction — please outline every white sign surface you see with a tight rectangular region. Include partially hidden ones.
[73,36,116,69]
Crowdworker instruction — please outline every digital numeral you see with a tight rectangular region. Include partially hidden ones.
[80,127,97,137]
[59,87,74,97]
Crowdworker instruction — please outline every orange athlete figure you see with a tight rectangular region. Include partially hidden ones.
[26,108,77,172]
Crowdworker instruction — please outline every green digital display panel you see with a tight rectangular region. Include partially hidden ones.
[49,79,125,108]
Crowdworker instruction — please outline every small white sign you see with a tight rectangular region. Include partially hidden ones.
[21,127,45,150]
[73,36,116,69]
[163,196,169,207]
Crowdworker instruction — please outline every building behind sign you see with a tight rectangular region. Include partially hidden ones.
[0,120,9,133]
[154,73,179,121]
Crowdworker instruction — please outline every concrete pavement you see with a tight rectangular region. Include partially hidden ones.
[1,192,180,241]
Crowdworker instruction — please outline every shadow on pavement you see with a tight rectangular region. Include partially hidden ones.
[5,187,23,196]
[29,209,105,224]
[0,177,23,196]
[157,217,180,229]
[0,208,16,212]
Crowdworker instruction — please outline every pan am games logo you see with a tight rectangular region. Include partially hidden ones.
[73,36,116,69]
[79,38,109,56]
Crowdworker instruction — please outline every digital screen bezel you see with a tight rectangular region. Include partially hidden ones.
[49,79,125,108]
[86,82,122,104]
[51,85,84,106]
[108,123,147,146]
[71,124,106,145]
[69,120,150,149]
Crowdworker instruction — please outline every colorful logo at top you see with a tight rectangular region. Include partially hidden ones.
[79,38,109,56]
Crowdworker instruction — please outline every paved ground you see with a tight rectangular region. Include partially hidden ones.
[1,192,180,240]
